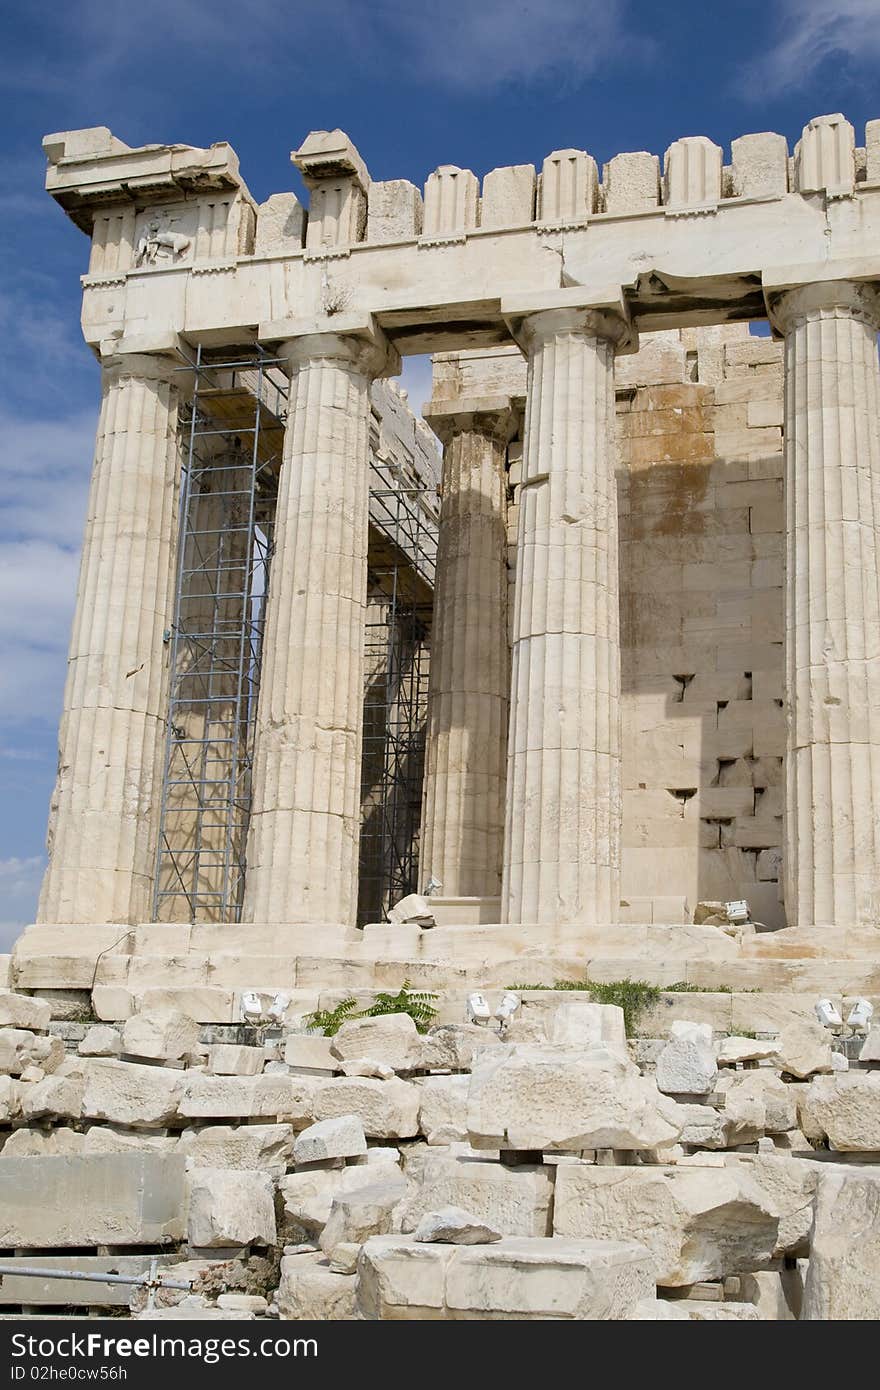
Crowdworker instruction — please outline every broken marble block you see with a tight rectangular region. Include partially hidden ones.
[357,1235,654,1320]
[716,1036,778,1066]
[771,1021,833,1079]
[0,991,51,1032]
[187,1169,276,1249]
[178,1072,316,1123]
[78,1025,122,1057]
[122,1009,200,1062]
[312,1076,421,1139]
[0,1153,187,1248]
[655,1021,718,1096]
[20,1072,84,1121]
[467,1044,684,1152]
[331,1013,421,1072]
[178,1123,294,1173]
[293,1114,367,1165]
[80,1057,183,1127]
[553,1163,778,1286]
[419,1074,469,1144]
[398,1150,551,1238]
[859,1026,880,1065]
[276,1255,358,1320]
[207,1044,263,1076]
[0,1030,63,1076]
[319,1173,407,1258]
[799,1073,880,1150]
[802,1167,880,1319]
[414,1207,502,1245]
[722,1153,817,1256]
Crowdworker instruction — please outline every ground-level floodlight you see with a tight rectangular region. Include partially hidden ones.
[496,992,521,1024]
[424,875,443,897]
[266,991,292,1024]
[725,899,750,924]
[467,992,492,1025]
[240,990,265,1024]
[846,998,874,1033]
[815,998,844,1029]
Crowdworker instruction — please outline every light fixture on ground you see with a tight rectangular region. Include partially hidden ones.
[815,998,844,1029]
[467,992,492,1025]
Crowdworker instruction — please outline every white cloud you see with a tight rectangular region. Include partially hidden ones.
[0,408,93,722]
[748,0,880,93]
[0,856,44,944]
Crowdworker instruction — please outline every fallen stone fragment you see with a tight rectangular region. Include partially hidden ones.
[312,1076,421,1139]
[319,1174,407,1258]
[276,1255,358,1320]
[799,1073,880,1150]
[178,1072,316,1123]
[20,1071,84,1121]
[655,1031,717,1097]
[187,1169,276,1249]
[81,1057,183,1127]
[207,1044,263,1076]
[414,1206,502,1245]
[293,1114,367,1164]
[802,1167,880,1319]
[78,1025,122,1057]
[467,1044,684,1152]
[178,1123,294,1173]
[0,992,51,1032]
[331,1014,421,1071]
[357,1235,654,1320]
[339,1058,395,1079]
[553,1164,778,1286]
[122,1009,200,1062]
[419,1074,469,1145]
[717,1036,778,1065]
[771,1021,833,1078]
[398,1150,551,1238]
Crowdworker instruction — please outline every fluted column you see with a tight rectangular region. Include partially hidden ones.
[770,280,880,927]
[243,324,398,925]
[419,400,515,898]
[502,306,628,926]
[38,350,184,923]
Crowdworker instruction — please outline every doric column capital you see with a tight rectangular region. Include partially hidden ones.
[501,285,637,355]
[423,395,519,448]
[261,313,400,379]
[767,278,880,335]
[97,331,188,386]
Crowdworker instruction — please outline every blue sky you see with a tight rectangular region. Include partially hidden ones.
[1,0,878,942]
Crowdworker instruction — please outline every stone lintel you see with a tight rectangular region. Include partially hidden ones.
[501,285,637,354]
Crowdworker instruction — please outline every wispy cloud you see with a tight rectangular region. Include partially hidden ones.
[1,0,641,107]
[0,857,44,944]
[747,0,880,94]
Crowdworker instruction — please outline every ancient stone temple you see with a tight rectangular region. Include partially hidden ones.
[28,115,880,946]
[1,114,880,1324]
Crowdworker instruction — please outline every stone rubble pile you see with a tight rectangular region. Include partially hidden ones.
[0,987,878,1320]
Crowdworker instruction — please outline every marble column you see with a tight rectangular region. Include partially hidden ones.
[770,280,880,927]
[38,350,184,924]
[502,306,627,926]
[419,399,515,899]
[243,324,398,925]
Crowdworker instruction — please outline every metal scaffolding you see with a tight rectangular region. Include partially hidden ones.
[152,346,284,924]
[358,460,437,925]
[152,351,439,926]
